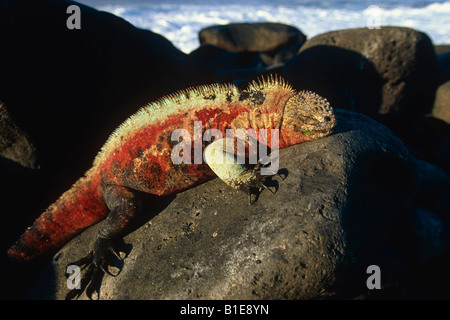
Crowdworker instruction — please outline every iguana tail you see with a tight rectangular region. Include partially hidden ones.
[7,169,108,261]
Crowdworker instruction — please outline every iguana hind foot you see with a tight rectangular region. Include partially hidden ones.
[65,237,124,300]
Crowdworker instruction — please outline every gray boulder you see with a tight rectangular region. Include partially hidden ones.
[282,27,439,123]
[199,23,306,53]
[24,109,450,299]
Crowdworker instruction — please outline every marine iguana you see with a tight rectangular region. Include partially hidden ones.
[7,75,336,298]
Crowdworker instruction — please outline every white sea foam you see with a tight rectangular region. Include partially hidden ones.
[83,1,450,53]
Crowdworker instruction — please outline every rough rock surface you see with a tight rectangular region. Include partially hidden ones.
[199,23,306,53]
[22,110,450,300]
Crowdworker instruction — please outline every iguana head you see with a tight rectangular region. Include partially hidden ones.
[281,90,336,144]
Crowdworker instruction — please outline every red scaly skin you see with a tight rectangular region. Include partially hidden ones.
[7,76,336,262]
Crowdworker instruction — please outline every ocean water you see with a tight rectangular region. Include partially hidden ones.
[77,0,450,53]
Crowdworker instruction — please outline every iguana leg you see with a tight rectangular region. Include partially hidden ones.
[204,138,282,204]
[65,185,141,300]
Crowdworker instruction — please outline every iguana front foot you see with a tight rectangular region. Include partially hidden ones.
[65,237,125,300]
[244,171,279,205]
[204,138,284,204]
